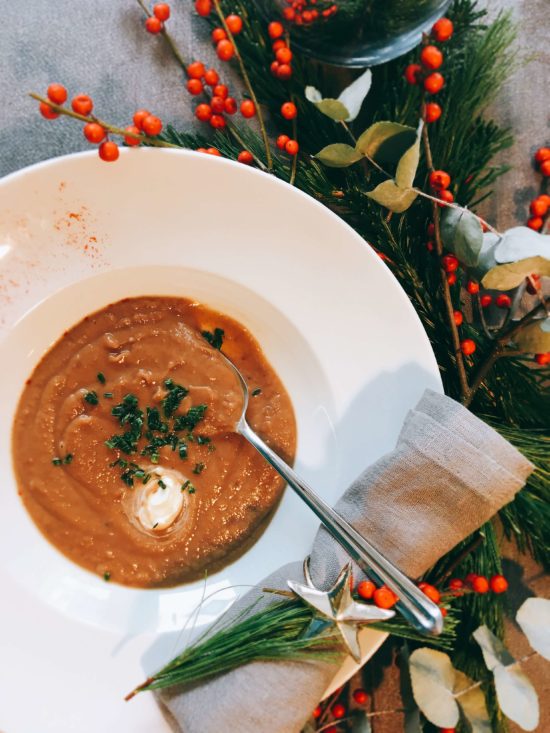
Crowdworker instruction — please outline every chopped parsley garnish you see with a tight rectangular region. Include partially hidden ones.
[173,404,207,432]
[103,571,111,581]
[202,328,225,350]
[251,388,262,397]
[158,479,167,489]
[103,392,113,398]
[97,372,106,384]
[193,462,205,475]
[161,381,189,418]
[84,390,99,405]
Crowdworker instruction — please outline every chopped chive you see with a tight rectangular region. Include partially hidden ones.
[84,390,99,405]
[188,486,196,494]
[52,457,62,466]
[158,479,167,489]
[103,392,113,398]
[97,372,106,384]
[63,454,73,464]
[178,442,188,460]
[103,571,111,581]
[151,454,159,464]
[197,435,211,445]
[153,522,159,529]
[251,388,262,397]
[193,462,205,475]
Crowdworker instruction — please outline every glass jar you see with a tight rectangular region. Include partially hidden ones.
[258,0,452,67]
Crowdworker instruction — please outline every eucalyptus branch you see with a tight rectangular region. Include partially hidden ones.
[463,297,550,406]
[421,122,471,402]
[212,0,273,170]
[454,651,538,699]
[29,93,180,148]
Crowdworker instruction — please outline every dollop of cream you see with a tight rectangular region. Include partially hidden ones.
[129,466,190,533]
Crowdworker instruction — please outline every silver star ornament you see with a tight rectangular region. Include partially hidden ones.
[288,560,395,662]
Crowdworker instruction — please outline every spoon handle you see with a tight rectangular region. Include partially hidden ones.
[239,421,443,636]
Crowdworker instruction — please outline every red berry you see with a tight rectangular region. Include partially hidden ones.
[83,122,106,143]
[374,587,398,609]
[238,150,254,165]
[535,352,550,365]
[527,216,543,231]
[187,61,205,79]
[240,99,256,118]
[530,197,549,217]
[285,139,299,155]
[437,189,454,205]
[447,272,457,285]
[133,109,151,130]
[282,7,295,21]
[404,63,422,85]
[353,689,369,705]
[187,78,203,95]
[490,574,509,594]
[195,0,211,16]
[226,14,243,34]
[480,294,493,307]
[47,83,68,105]
[464,572,478,586]
[332,704,346,719]
[427,222,435,237]
[460,339,476,356]
[540,160,550,177]
[453,310,463,326]
[430,169,451,189]
[211,27,227,43]
[268,21,284,38]
[432,17,454,42]
[124,125,142,146]
[224,97,237,114]
[357,580,376,600]
[142,114,162,136]
[324,728,338,733]
[442,254,458,272]
[145,16,163,33]
[203,68,219,86]
[195,103,212,122]
[418,582,441,604]
[39,102,59,119]
[424,72,444,94]
[213,84,229,99]
[98,140,120,162]
[440,607,448,618]
[71,94,93,115]
[472,576,489,594]
[153,3,170,21]
[281,101,297,120]
[206,147,221,156]
[210,114,226,129]
[211,95,225,113]
[466,280,479,295]
[276,47,293,64]
[425,102,442,123]
[438,729,456,733]
[276,64,293,80]
[276,134,290,150]
[272,39,286,52]
[449,578,464,592]
[302,9,314,22]
[420,45,443,70]
[534,147,550,164]
[496,293,512,308]
[312,706,322,719]
[217,39,235,61]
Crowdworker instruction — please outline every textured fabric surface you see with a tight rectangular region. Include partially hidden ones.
[159,389,533,733]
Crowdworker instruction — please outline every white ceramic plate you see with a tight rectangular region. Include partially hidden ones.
[0,149,441,732]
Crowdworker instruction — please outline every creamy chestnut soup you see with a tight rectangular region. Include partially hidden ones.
[12,297,296,587]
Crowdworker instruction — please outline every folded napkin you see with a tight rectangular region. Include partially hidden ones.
[157,389,533,733]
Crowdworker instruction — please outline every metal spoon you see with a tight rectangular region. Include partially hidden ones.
[221,352,443,636]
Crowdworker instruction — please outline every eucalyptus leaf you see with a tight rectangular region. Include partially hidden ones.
[314,143,363,168]
[481,256,550,290]
[440,207,484,267]
[514,317,550,353]
[516,597,550,660]
[304,86,322,104]
[409,648,459,728]
[314,98,350,122]
[473,625,515,671]
[493,665,539,731]
[351,711,373,733]
[494,226,550,264]
[454,668,492,733]
[356,121,417,168]
[395,128,421,190]
[473,233,500,277]
[338,68,372,121]
[366,180,418,213]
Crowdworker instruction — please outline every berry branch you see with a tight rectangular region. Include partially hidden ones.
[211,0,273,170]
[135,0,187,68]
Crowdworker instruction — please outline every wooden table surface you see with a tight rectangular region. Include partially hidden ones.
[1,0,548,730]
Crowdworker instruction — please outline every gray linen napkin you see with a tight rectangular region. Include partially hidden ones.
[157,389,533,733]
